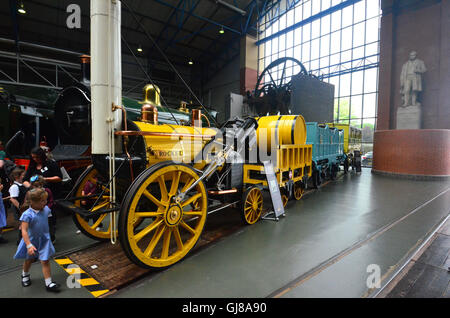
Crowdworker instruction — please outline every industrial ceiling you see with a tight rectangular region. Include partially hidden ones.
[0,0,279,103]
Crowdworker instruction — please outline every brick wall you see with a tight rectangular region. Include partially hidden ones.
[372,129,450,176]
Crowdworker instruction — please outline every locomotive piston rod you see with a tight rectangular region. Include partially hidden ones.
[174,144,233,204]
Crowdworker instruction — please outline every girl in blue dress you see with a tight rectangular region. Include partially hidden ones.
[14,188,60,292]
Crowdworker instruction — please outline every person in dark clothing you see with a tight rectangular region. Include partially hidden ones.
[23,147,62,199]
[81,174,103,231]
[23,147,63,243]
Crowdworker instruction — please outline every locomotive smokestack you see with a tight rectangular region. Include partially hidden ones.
[80,54,90,84]
[90,0,122,155]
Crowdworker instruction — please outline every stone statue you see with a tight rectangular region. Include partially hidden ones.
[400,51,426,107]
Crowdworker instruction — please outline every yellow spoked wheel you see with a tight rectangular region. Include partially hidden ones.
[119,161,208,270]
[241,187,263,225]
[293,182,305,201]
[72,165,114,241]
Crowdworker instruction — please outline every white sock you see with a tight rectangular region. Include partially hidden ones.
[22,271,30,281]
[45,277,52,286]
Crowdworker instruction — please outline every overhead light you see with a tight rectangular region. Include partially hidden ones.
[188,59,194,65]
[219,26,224,34]
[137,45,143,53]
[18,1,26,14]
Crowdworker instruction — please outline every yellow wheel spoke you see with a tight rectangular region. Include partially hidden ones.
[181,178,195,193]
[180,220,197,235]
[158,175,169,202]
[143,189,165,208]
[161,228,172,259]
[181,193,202,208]
[134,211,164,218]
[183,211,204,216]
[134,218,164,243]
[173,227,184,251]
[91,200,109,212]
[90,213,107,230]
[144,224,166,258]
[169,171,182,196]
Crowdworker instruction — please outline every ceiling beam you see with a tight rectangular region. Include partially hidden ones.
[163,0,201,51]
[152,0,242,35]
[24,0,228,46]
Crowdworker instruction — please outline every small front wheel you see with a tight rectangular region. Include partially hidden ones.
[240,187,263,225]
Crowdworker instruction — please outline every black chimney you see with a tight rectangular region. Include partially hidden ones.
[80,55,91,84]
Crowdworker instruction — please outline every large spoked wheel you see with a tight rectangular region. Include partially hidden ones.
[240,186,263,225]
[119,161,208,270]
[254,57,308,98]
[72,165,114,241]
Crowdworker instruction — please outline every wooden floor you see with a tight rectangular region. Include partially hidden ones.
[64,199,259,292]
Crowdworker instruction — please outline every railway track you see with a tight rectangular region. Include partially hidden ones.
[267,186,450,298]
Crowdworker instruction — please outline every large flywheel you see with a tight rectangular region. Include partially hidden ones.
[119,161,208,270]
[248,57,308,115]
[254,57,308,97]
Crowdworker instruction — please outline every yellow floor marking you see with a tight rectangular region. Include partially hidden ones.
[91,290,110,298]
[55,258,73,265]
[65,267,86,275]
[54,257,110,298]
[77,278,100,286]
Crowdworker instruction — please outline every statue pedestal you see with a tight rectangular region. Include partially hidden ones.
[396,105,421,129]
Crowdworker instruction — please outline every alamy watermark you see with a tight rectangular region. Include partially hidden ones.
[66,264,82,289]
[66,4,81,29]
[366,264,381,289]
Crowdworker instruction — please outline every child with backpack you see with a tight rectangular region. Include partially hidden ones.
[9,167,28,244]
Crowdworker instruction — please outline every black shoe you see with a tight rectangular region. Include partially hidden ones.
[0,237,8,244]
[46,282,60,292]
[21,274,31,287]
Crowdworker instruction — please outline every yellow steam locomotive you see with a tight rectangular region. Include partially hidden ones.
[60,85,312,270]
